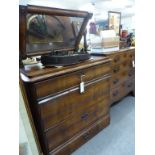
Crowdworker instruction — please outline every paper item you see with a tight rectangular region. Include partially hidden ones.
[80,82,85,93]
[100,30,116,38]
[89,47,119,54]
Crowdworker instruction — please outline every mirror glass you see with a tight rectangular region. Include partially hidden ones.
[108,12,121,36]
[26,14,84,53]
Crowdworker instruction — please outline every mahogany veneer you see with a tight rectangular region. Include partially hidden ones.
[20,56,111,155]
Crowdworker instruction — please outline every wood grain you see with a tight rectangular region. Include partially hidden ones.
[103,48,135,104]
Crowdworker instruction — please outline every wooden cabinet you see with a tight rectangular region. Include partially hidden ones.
[33,62,110,100]
[20,57,111,155]
[20,46,135,154]
[103,47,135,104]
[19,5,135,155]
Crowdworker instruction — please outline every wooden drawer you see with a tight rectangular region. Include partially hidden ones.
[38,77,110,130]
[110,50,134,65]
[110,84,126,104]
[128,51,135,60]
[110,70,128,89]
[49,114,110,155]
[110,78,135,104]
[112,60,131,75]
[124,79,135,94]
[122,52,128,59]
[111,54,123,65]
[111,68,135,89]
[111,52,129,65]
[127,68,135,79]
[46,100,109,151]
[33,62,110,99]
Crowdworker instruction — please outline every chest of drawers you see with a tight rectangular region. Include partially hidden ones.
[103,47,135,104]
[20,57,111,155]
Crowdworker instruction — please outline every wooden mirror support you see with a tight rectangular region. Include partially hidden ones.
[19,5,92,59]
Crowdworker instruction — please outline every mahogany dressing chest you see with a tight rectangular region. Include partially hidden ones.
[102,47,135,104]
[19,5,112,155]
[19,4,135,155]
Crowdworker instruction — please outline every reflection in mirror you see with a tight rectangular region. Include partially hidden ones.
[108,12,121,36]
[26,14,84,53]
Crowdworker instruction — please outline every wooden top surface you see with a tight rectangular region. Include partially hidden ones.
[20,47,135,83]
[101,47,135,55]
[20,56,111,83]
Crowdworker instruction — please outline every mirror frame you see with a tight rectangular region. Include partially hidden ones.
[19,5,92,59]
[108,11,121,36]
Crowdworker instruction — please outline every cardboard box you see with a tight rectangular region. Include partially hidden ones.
[90,30,120,49]
[101,36,119,48]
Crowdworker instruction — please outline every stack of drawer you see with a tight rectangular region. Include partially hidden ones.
[105,48,135,104]
[22,59,112,155]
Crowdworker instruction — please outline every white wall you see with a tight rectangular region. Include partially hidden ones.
[19,115,33,155]
[19,87,40,155]
[121,15,135,31]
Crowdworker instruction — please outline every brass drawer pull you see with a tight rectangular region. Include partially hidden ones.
[128,72,132,77]
[129,61,132,67]
[80,74,85,82]
[123,62,127,66]
[113,91,119,96]
[130,54,133,58]
[81,113,89,121]
[113,66,120,73]
[124,53,127,57]
[114,56,120,62]
[113,79,119,84]
[127,83,132,88]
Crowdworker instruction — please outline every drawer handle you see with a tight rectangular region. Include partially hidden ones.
[127,83,132,88]
[83,133,90,140]
[130,54,133,58]
[124,54,127,57]
[123,62,127,66]
[128,61,132,67]
[114,56,120,62]
[113,91,119,96]
[113,79,119,84]
[81,113,89,121]
[113,66,120,73]
[128,72,132,77]
[80,74,85,82]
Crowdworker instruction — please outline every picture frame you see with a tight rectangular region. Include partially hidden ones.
[108,11,121,36]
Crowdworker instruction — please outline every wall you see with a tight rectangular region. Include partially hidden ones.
[121,15,135,31]
[19,86,40,155]
[19,115,33,155]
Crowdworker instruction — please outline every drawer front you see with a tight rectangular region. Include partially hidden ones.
[110,79,135,104]
[111,54,122,66]
[124,79,135,94]
[127,68,135,79]
[34,62,110,99]
[128,51,135,60]
[110,71,128,89]
[110,50,135,66]
[49,114,110,155]
[46,100,109,150]
[111,52,129,65]
[122,52,128,59]
[110,84,126,104]
[111,68,135,89]
[38,78,110,130]
[112,61,132,75]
